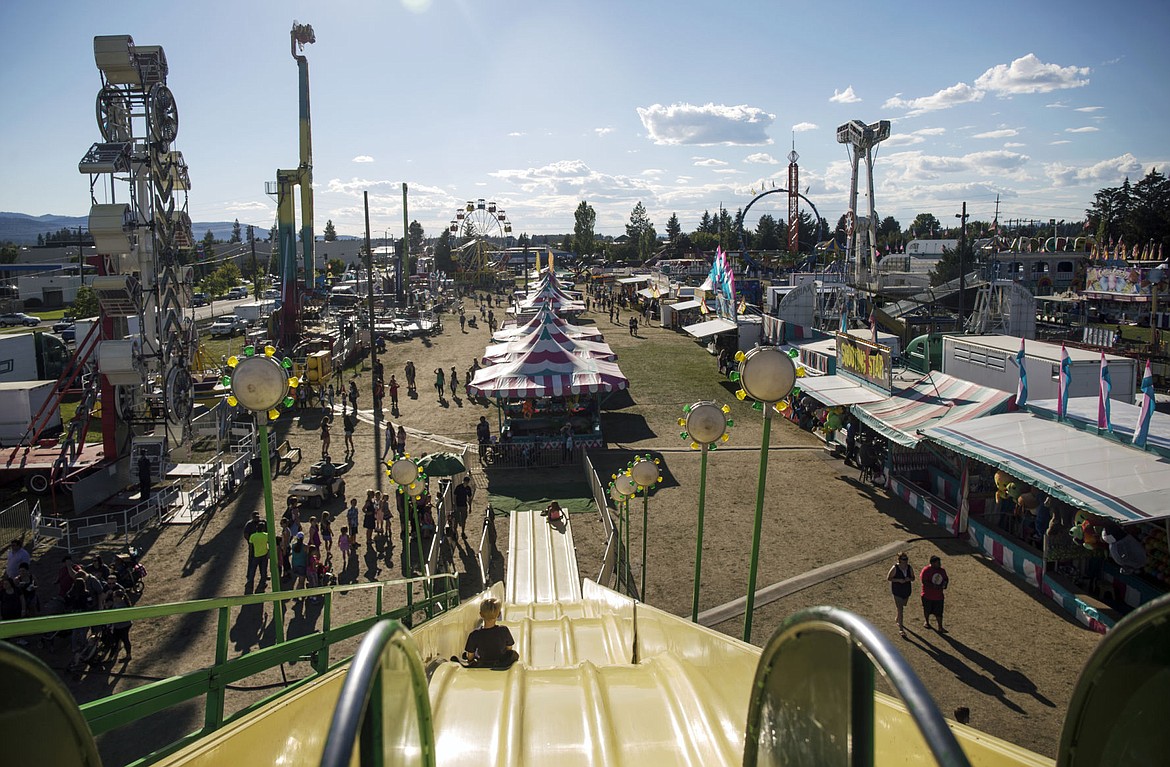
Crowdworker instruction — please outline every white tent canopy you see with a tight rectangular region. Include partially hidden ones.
[924,412,1170,524]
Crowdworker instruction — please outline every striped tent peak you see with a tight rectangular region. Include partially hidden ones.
[483,324,616,364]
[492,306,603,342]
[468,338,629,399]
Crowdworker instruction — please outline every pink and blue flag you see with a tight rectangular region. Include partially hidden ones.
[1134,360,1155,448]
[1097,351,1112,432]
[1014,338,1028,407]
[1058,344,1072,419]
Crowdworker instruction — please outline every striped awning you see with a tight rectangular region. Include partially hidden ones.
[924,413,1170,524]
[854,373,1012,447]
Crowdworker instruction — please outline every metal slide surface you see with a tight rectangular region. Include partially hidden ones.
[157,510,1052,767]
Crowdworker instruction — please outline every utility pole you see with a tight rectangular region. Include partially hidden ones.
[363,191,382,491]
[956,202,969,332]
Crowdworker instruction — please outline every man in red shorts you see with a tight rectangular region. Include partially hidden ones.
[920,555,950,633]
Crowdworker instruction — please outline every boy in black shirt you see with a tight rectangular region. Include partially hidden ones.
[460,597,518,668]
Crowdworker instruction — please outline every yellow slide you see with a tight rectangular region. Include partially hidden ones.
[159,509,1050,766]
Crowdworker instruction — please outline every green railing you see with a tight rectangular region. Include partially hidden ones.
[320,620,436,767]
[0,574,458,766]
[744,605,971,767]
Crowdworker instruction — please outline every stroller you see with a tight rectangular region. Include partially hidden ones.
[67,624,116,673]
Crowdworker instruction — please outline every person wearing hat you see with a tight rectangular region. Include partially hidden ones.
[919,555,950,633]
[289,530,309,591]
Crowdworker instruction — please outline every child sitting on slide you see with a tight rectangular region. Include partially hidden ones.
[457,597,518,669]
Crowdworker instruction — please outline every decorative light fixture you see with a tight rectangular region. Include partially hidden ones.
[608,471,638,594]
[678,401,733,622]
[628,455,663,600]
[223,347,299,643]
[734,347,796,643]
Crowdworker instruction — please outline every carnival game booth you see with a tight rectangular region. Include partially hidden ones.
[660,297,713,329]
[909,401,1170,632]
[492,304,603,343]
[467,343,629,455]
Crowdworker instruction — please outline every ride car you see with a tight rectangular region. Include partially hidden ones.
[287,460,349,507]
[208,315,247,337]
[0,312,40,327]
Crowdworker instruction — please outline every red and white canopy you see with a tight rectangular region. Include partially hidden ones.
[483,324,616,364]
[468,343,628,399]
[492,305,603,342]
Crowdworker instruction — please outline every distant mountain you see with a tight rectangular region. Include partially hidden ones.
[0,212,268,245]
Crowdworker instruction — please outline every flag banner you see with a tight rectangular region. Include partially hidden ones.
[1134,360,1155,448]
[1097,351,1112,432]
[1015,338,1028,407]
[1058,344,1072,419]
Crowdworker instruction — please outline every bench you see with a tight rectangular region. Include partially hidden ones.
[276,440,302,475]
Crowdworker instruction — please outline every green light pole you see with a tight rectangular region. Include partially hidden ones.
[388,456,425,616]
[732,347,796,643]
[629,456,662,602]
[227,347,299,644]
[610,472,638,595]
[678,401,734,623]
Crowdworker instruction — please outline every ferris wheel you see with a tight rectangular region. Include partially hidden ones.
[448,199,513,280]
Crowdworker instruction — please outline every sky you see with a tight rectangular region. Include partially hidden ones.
[2,0,1168,243]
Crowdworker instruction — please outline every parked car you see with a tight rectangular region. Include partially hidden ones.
[192,292,209,307]
[59,326,76,343]
[0,312,40,327]
[226,286,248,300]
[262,289,280,300]
[51,317,75,332]
[208,315,248,337]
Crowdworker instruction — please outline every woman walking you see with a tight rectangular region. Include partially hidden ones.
[434,368,446,401]
[449,366,459,399]
[886,551,915,638]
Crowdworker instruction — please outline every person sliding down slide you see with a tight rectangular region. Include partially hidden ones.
[454,597,518,669]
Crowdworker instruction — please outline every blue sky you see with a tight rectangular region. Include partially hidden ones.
[2,0,1168,241]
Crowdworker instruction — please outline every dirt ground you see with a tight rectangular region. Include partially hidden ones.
[16,290,1103,762]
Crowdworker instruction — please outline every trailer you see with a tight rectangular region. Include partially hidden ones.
[942,334,1137,403]
[0,381,61,447]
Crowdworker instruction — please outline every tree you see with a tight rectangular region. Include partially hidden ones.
[268,225,277,243]
[434,229,453,273]
[755,214,782,251]
[561,235,573,252]
[323,220,337,241]
[625,202,656,261]
[409,220,425,254]
[72,285,100,319]
[326,258,346,278]
[573,201,596,257]
[230,219,242,243]
[697,210,715,235]
[1087,169,1170,251]
[665,213,681,244]
[910,213,941,239]
[1,243,20,264]
[878,216,902,248]
[199,262,242,298]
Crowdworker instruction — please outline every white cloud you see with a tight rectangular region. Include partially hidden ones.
[885,127,947,147]
[744,153,778,165]
[1004,142,1025,148]
[489,159,652,198]
[1045,153,1141,187]
[1075,106,1104,113]
[1066,126,1099,133]
[884,82,984,115]
[508,132,525,137]
[641,168,666,177]
[830,86,860,104]
[595,127,613,137]
[972,128,1019,139]
[885,55,1090,117]
[792,122,818,133]
[1050,140,1072,145]
[352,155,374,163]
[636,102,775,146]
[692,157,729,167]
[712,169,740,175]
[880,149,1030,182]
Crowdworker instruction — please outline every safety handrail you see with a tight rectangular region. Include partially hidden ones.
[0,572,457,764]
[320,619,436,767]
[744,605,971,767]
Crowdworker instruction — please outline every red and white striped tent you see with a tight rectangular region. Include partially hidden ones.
[482,323,616,365]
[516,276,585,314]
[492,305,603,343]
[468,343,628,399]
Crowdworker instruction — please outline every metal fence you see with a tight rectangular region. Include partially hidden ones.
[0,499,41,549]
[481,442,583,469]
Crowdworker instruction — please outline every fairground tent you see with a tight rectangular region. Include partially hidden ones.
[853,373,1013,447]
[492,306,603,343]
[482,324,616,364]
[924,413,1170,524]
[468,344,629,399]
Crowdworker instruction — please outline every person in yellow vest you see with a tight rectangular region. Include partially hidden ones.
[247,522,270,592]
